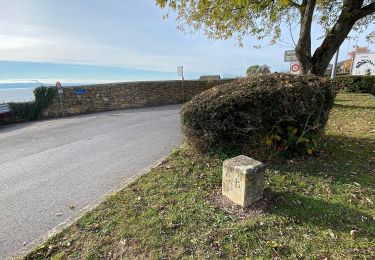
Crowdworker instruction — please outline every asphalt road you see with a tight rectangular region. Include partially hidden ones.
[0,105,181,258]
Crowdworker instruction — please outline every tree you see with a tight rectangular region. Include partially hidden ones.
[246,65,271,76]
[343,45,371,72]
[156,0,375,76]
[366,31,375,43]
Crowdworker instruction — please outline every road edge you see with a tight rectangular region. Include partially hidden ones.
[10,152,174,260]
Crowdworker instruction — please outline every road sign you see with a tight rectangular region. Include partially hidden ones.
[55,81,64,115]
[56,81,63,93]
[351,52,375,75]
[290,61,302,75]
[75,88,88,95]
[284,50,298,62]
[177,66,184,77]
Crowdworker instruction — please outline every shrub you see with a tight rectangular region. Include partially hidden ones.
[181,74,336,158]
[34,86,57,110]
[7,86,57,122]
[8,102,39,121]
[335,75,375,93]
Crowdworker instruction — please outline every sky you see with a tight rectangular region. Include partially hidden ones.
[0,0,374,83]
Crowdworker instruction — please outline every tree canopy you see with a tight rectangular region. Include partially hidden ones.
[156,0,375,76]
[246,65,271,76]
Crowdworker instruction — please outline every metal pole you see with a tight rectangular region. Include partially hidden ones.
[181,76,184,103]
[350,55,355,75]
[59,93,64,116]
[331,47,340,79]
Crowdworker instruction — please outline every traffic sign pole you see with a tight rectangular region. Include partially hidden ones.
[177,66,184,103]
[56,81,64,116]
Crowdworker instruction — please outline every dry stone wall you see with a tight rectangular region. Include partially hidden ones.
[43,79,233,117]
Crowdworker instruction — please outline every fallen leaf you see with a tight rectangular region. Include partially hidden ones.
[267,240,278,248]
[328,230,336,239]
[168,222,182,229]
[350,230,357,236]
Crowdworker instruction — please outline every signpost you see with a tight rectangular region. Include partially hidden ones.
[177,66,184,102]
[56,81,63,94]
[56,81,64,116]
[290,62,302,75]
[284,50,302,75]
[74,88,88,95]
[177,66,184,77]
[284,50,298,62]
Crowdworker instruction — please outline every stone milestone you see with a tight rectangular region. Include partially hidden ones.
[222,155,265,207]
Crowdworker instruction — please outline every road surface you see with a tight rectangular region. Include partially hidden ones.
[0,105,181,258]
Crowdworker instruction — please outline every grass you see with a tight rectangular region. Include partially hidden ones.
[25,93,375,259]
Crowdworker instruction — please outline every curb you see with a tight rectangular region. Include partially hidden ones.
[10,152,173,260]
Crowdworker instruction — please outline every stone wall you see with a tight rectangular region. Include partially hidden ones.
[43,79,233,117]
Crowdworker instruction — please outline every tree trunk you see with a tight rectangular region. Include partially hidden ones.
[294,0,375,76]
[310,3,362,76]
[295,0,316,74]
[310,19,357,76]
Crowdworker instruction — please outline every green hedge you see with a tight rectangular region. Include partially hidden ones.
[7,86,57,122]
[335,75,375,93]
[8,102,39,121]
[181,74,336,159]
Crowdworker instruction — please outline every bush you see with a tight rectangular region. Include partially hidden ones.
[181,74,336,158]
[8,102,39,121]
[335,75,375,93]
[34,86,57,109]
[7,86,57,122]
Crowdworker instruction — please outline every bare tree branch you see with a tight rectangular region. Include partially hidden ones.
[287,14,297,46]
[358,2,375,19]
[288,0,301,9]
[311,0,366,75]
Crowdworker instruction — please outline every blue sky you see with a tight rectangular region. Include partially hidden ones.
[0,0,373,83]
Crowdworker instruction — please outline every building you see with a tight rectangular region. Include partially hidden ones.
[324,60,350,76]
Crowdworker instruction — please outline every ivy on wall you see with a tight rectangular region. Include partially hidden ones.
[7,87,57,122]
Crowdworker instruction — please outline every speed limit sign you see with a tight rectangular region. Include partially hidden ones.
[290,62,302,75]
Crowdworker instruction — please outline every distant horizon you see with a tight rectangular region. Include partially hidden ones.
[0,60,244,85]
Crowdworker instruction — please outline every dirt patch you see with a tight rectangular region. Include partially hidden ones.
[209,188,280,219]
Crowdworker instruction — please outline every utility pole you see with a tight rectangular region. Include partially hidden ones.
[331,46,340,79]
[177,66,184,102]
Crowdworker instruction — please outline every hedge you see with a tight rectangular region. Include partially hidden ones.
[181,74,336,158]
[8,102,39,121]
[7,86,57,122]
[335,75,375,93]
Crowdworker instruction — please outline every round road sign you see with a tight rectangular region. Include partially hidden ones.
[56,81,62,89]
[291,63,301,73]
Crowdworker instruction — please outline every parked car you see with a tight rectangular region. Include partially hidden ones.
[0,103,11,121]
